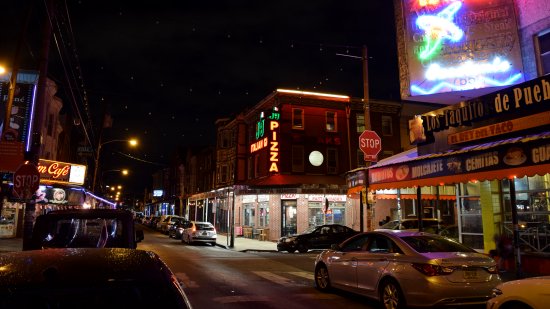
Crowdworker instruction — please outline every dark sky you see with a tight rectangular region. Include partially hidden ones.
[1,0,399,194]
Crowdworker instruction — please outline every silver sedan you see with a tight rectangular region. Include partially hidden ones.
[314,230,501,309]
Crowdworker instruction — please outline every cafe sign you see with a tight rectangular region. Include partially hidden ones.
[37,159,87,185]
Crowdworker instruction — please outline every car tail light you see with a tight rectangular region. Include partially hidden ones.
[412,263,454,276]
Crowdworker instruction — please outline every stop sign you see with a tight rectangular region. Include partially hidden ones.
[13,163,40,199]
[359,130,381,162]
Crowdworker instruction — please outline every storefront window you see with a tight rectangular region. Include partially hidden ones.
[282,200,297,236]
[458,182,484,250]
[502,176,550,253]
[259,202,269,227]
[308,202,324,228]
[244,203,255,226]
[326,202,346,225]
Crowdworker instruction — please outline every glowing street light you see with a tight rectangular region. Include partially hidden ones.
[92,139,137,192]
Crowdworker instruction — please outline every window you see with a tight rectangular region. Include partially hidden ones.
[327,148,338,174]
[292,108,304,129]
[381,116,393,136]
[326,111,337,132]
[247,157,254,179]
[254,155,260,178]
[381,150,394,160]
[220,165,228,183]
[292,145,304,172]
[536,30,550,76]
[356,114,365,133]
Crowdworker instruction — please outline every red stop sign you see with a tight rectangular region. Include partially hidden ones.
[359,130,381,162]
[13,163,40,199]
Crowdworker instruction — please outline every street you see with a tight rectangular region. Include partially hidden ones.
[138,228,381,309]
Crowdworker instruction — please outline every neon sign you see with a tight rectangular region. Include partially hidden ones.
[269,120,279,173]
[401,0,524,98]
[416,1,463,60]
[250,107,280,172]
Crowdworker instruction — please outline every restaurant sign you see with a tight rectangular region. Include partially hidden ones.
[37,159,87,185]
[410,75,550,145]
[370,133,550,185]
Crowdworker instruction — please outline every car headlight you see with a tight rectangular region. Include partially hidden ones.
[491,288,503,298]
[285,238,295,243]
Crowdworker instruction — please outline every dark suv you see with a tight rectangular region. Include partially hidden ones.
[28,209,144,250]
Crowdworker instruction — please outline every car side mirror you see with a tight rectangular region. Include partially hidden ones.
[135,229,144,242]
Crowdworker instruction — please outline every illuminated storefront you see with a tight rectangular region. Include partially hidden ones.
[368,76,550,263]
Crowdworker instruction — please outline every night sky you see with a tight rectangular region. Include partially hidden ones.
[1,1,400,194]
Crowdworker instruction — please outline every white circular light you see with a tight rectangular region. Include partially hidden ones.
[309,151,324,166]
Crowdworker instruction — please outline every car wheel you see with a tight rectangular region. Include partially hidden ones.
[379,279,405,309]
[181,234,186,244]
[314,264,331,292]
[287,248,296,253]
[297,242,308,253]
[501,302,531,309]
[210,242,216,246]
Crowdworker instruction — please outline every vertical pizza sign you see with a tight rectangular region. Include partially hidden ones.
[402,0,524,98]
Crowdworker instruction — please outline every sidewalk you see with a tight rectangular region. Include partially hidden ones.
[215,233,278,252]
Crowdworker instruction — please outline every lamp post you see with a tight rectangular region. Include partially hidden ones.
[92,139,137,192]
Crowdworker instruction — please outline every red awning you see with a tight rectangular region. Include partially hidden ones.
[368,131,550,190]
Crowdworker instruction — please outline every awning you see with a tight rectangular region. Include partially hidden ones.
[368,131,550,190]
[375,194,456,200]
[241,174,345,187]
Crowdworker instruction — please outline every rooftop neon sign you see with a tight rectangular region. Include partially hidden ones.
[400,0,524,98]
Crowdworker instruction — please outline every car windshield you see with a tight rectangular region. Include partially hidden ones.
[401,235,476,253]
[41,218,123,249]
[379,221,400,229]
[300,226,319,234]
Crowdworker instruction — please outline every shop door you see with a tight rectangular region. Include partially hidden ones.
[282,200,297,236]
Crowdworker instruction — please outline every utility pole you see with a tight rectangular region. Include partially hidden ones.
[361,45,371,232]
[22,0,54,250]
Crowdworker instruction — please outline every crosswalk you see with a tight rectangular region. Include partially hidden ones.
[175,270,314,289]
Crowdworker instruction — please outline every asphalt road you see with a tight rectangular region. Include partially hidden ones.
[138,228,381,309]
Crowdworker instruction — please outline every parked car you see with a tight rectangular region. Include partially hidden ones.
[438,224,459,241]
[314,230,501,308]
[277,224,359,253]
[168,219,190,239]
[181,221,217,245]
[377,217,445,234]
[149,216,161,229]
[29,209,144,250]
[0,248,192,308]
[487,276,550,309]
[160,215,185,234]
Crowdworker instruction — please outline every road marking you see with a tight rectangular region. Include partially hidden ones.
[213,295,271,304]
[252,271,303,287]
[288,271,314,281]
[175,272,199,288]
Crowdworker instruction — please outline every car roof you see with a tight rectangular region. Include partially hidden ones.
[0,248,169,286]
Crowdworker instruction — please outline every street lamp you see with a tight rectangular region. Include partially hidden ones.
[92,139,137,192]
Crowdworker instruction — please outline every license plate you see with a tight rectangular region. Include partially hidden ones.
[463,270,478,279]
[202,232,208,236]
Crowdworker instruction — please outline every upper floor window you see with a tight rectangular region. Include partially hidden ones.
[326,111,337,132]
[292,145,304,172]
[536,30,550,76]
[381,116,393,136]
[327,148,338,174]
[356,114,365,133]
[292,108,304,129]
